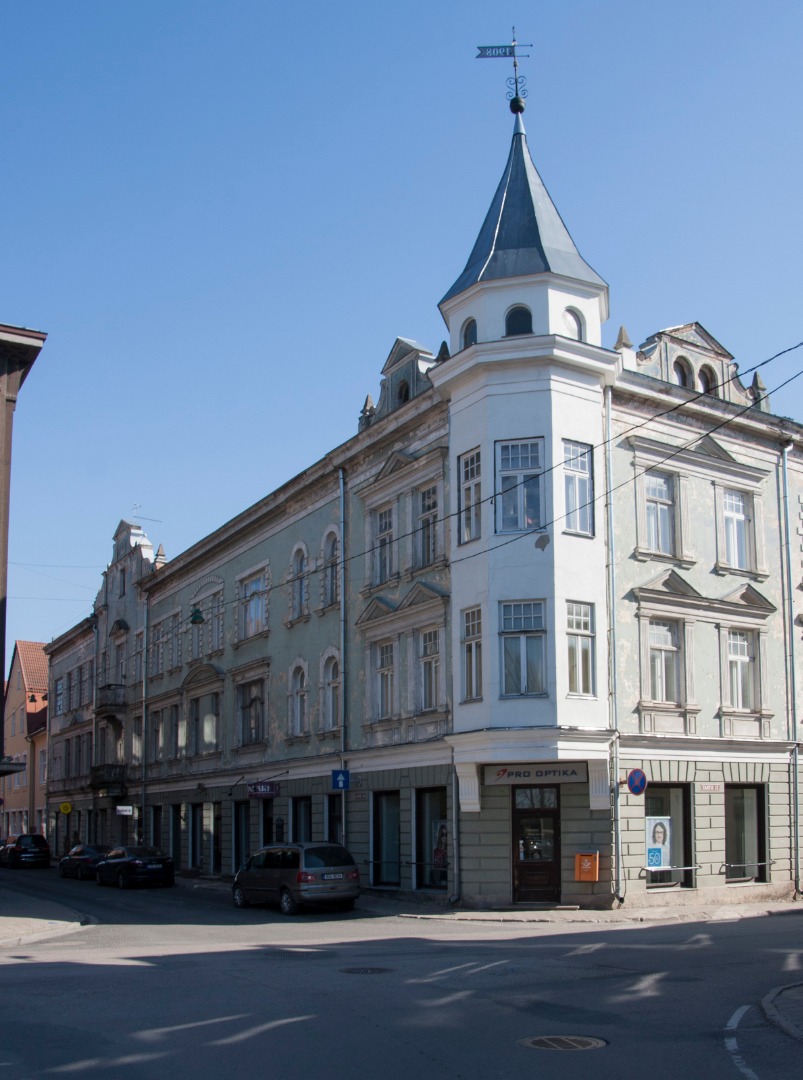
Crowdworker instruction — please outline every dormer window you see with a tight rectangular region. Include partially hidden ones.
[462,319,478,349]
[699,366,717,395]
[673,357,692,387]
[397,380,410,404]
[505,306,533,337]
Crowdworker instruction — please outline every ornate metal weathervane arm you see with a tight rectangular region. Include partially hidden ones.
[476,27,532,113]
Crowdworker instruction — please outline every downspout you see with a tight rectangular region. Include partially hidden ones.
[781,442,800,895]
[606,385,624,903]
[141,592,149,848]
[339,467,348,847]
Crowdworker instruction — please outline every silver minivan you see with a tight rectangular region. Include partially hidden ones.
[233,841,360,915]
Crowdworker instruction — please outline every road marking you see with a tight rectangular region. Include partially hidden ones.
[724,1005,761,1080]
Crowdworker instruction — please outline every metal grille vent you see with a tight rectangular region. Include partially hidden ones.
[518,1036,607,1051]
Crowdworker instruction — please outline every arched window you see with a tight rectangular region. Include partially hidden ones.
[505,306,533,336]
[699,366,717,395]
[563,309,583,341]
[291,548,306,620]
[323,656,340,731]
[322,532,338,607]
[673,358,692,388]
[397,380,410,404]
[290,666,307,736]
[462,319,478,349]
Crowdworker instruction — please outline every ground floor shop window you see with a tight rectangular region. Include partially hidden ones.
[327,793,343,844]
[233,800,250,871]
[645,785,693,888]
[373,791,400,885]
[416,787,448,889]
[725,785,767,882]
[292,796,312,842]
[170,804,182,865]
[189,803,203,868]
[150,805,162,849]
[261,800,274,847]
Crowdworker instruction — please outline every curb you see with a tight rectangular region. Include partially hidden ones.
[761,983,803,1043]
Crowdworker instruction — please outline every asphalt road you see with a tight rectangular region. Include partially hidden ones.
[0,870,800,1079]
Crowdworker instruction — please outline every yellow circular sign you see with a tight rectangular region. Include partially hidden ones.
[59,802,72,815]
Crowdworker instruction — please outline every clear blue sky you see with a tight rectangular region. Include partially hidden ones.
[2,1,802,669]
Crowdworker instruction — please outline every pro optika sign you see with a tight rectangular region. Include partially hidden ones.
[484,763,588,785]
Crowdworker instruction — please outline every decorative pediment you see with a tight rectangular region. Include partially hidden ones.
[109,618,130,637]
[721,583,776,613]
[180,663,223,689]
[396,582,448,612]
[192,575,225,600]
[692,435,737,463]
[355,596,396,627]
[661,322,733,359]
[381,337,434,375]
[373,451,416,483]
[635,569,703,599]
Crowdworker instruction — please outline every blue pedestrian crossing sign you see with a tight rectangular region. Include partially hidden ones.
[332,770,350,791]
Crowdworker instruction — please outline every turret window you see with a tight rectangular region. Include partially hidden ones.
[563,309,584,341]
[505,306,532,337]
[673,358,692,387]
[462,319,478,349]
[699,366,717,395]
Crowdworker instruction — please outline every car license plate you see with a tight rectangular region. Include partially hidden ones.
[147,864,162,870]
[322,873,343,880]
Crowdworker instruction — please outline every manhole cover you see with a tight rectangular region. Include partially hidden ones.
[339,967,392,975]
[518,1036,607,1051]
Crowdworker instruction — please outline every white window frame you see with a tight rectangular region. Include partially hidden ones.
[290,546,308,621]
[727,629,754,711]
[376,640,395,719]
[375,506,395,584]
[567,602,595,696]
[238,679,264,745]
[320,652,340,731]
[648,620,680,704]
[563,441,593,536]
[499,601,547,697]
[459,449,482,544]
[462,607,482,702]
[322,530,339,608]
[417,485,439,568]
[288,663,308,737]
[645,471,676,555]
[238,567,268,640]
[495,440,544,533]
[420,628,440,712]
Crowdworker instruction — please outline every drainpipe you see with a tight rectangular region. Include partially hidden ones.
[605,385,624,903]
[339,467,348,846]
[781,442,801,895]
[141,592,149,849]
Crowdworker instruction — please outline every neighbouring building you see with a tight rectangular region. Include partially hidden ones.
[44,98,802,908]
[0,324,45,777]
[2,641,48,836]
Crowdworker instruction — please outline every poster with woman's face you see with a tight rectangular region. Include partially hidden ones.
[646,816,671,868]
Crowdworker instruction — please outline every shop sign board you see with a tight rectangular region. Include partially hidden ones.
[484,763,588,785]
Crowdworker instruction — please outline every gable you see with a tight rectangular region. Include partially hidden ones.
[635,569,703,599]
[660,322,733,359]
[396,582,448,612]
[355,596,396,627]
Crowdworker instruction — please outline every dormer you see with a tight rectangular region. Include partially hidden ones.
[438,109,608,356]
[359,338,437,430]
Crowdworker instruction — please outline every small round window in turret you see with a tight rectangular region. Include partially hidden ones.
[462,319,478,349]
[505,306,532,336]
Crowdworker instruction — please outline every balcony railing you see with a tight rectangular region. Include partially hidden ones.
[95,684,128,715]
[89,763,126,793]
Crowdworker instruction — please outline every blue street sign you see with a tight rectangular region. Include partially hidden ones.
[627,769,648,796]
[332,770,350,791]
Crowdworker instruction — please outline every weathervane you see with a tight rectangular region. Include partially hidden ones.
[476,27,531,113]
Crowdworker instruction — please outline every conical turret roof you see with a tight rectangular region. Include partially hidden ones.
[441,113,606,304]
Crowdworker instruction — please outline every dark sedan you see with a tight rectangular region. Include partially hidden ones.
[0,834,51,868]
[59,844,112,880]
[95,846,175,888]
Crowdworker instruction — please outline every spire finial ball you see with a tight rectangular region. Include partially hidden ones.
[509,96,525,114]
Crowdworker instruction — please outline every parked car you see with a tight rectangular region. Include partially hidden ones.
[95,846,175,888]
[59,844,112,880]
[232,841,360,915]
[0,834,51,868]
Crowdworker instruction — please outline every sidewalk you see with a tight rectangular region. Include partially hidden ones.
[1,877,801,1041]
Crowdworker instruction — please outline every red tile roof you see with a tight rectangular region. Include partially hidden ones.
[15,641,48,692]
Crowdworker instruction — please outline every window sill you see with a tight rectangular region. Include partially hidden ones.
[317,726,342,740]
[283,613,311,629]
[285,732,311,744]
[232,630,270,649]
[562,529,595,540]
[633,547,695,569]
[459,696,483,705]
[361,574,401,598]
[714,562,769,582]
[315,602,340,617]
[232,741,267,753]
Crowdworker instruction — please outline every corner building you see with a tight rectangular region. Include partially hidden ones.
[46,104,803,909]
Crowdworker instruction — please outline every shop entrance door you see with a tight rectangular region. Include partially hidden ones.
[512,785,561,903]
